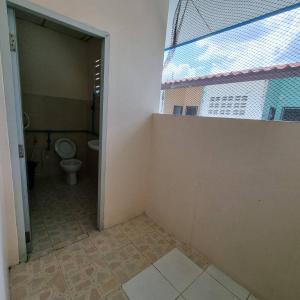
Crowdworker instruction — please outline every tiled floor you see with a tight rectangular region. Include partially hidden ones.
[123,248,260,300]
[12,188,259,300]
[29,177,98,259]
[10,214,210,300]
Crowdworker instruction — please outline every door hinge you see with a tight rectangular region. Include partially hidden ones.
[18,144,25,158]
[9,33,16,52]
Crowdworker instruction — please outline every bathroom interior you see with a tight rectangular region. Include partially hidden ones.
[15,9,103,257]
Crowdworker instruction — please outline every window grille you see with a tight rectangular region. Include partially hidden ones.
[94,58,101,95]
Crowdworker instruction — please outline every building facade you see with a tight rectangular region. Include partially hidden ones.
[162,86,203,115]
[262,77,300,121]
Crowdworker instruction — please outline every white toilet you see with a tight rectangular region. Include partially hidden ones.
[55,138,82,185]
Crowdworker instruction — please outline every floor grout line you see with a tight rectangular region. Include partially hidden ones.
[205,270,250,300]
[14,209,215,300]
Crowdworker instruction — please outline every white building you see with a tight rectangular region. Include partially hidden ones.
[199,80,269,120]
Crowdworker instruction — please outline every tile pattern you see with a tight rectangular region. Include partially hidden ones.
[154,248,203,293]
[182,272,239,300]
[123,266,179,300]
[122,248,255,300]
[10,214,210,300]
[29,177,98,259]
[206,265,250,299]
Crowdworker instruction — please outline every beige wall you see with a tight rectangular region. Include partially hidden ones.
[0,0,168,266]
[17,19,90,100]
[164,87,203,114]
[22,93,90,177]
[17,19,100,177]
[22,0,168,228]
[148,114,300,300]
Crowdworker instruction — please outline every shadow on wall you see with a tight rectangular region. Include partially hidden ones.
[147,114,300,300]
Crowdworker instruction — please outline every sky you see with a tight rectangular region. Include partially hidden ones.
[162,7,300,82]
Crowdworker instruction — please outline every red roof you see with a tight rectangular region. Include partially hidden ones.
[162,62,300,89]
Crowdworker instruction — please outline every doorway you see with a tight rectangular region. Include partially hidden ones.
[3,1,109,261]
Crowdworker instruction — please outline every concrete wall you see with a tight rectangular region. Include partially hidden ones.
[148,114,300,300]
[262,77,300,120]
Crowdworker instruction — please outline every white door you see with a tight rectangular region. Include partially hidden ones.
[7,8,31,253]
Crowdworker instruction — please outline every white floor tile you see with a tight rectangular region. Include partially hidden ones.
[123,265,179,300]
[207,265,250,299]
[183,272,238,300]
[154,248,203,292]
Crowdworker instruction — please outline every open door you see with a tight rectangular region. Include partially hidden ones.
[7,8,31,254]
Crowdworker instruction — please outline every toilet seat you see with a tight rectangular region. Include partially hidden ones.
[55,138,76,159]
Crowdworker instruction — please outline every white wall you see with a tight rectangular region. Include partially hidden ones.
[0,55,13,299]
[148,114,300,300]
[0,51,19,267]
[0,0,168,266]
[200,80,268,120]
[0,165,10,300]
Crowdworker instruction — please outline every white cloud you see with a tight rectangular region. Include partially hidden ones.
[162,61,196,82]
[195,8,300,74]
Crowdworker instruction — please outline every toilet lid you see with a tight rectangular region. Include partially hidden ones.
[55,138,76,159]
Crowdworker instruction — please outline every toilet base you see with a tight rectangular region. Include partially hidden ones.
[66,172,77,185]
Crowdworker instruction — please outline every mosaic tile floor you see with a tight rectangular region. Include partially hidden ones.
[10,214,210,300]
[29,177,98,260]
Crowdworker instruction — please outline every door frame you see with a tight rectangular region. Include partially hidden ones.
[7,7,32,254]
[0,0,110,262]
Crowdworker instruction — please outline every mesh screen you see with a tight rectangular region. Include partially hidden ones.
[161,0,300,121]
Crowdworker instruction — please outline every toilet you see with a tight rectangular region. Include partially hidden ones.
[55,138,82,185]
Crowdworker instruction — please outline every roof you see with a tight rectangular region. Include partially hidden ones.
[162,62,300,90]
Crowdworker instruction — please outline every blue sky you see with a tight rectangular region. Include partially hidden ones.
[162,7,300,82]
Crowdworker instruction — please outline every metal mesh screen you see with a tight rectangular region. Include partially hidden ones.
[161,0,300,121]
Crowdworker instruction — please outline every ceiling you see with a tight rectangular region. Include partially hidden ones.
[15,10,92,41]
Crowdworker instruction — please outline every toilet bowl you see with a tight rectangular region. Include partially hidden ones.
[60,159,82,185]
[55,138,82,185]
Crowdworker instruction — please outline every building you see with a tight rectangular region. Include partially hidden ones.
[162,62,300,121]
[262,77,300,121]
[200,80,268,120]
[162,86,203,115]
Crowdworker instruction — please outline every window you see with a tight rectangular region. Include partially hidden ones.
[173,105,183,115]
[161,1,300,122]
[94,58,101,95]
[281,107,300,121]
[186,106,198,116]
[268,107,276,120]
